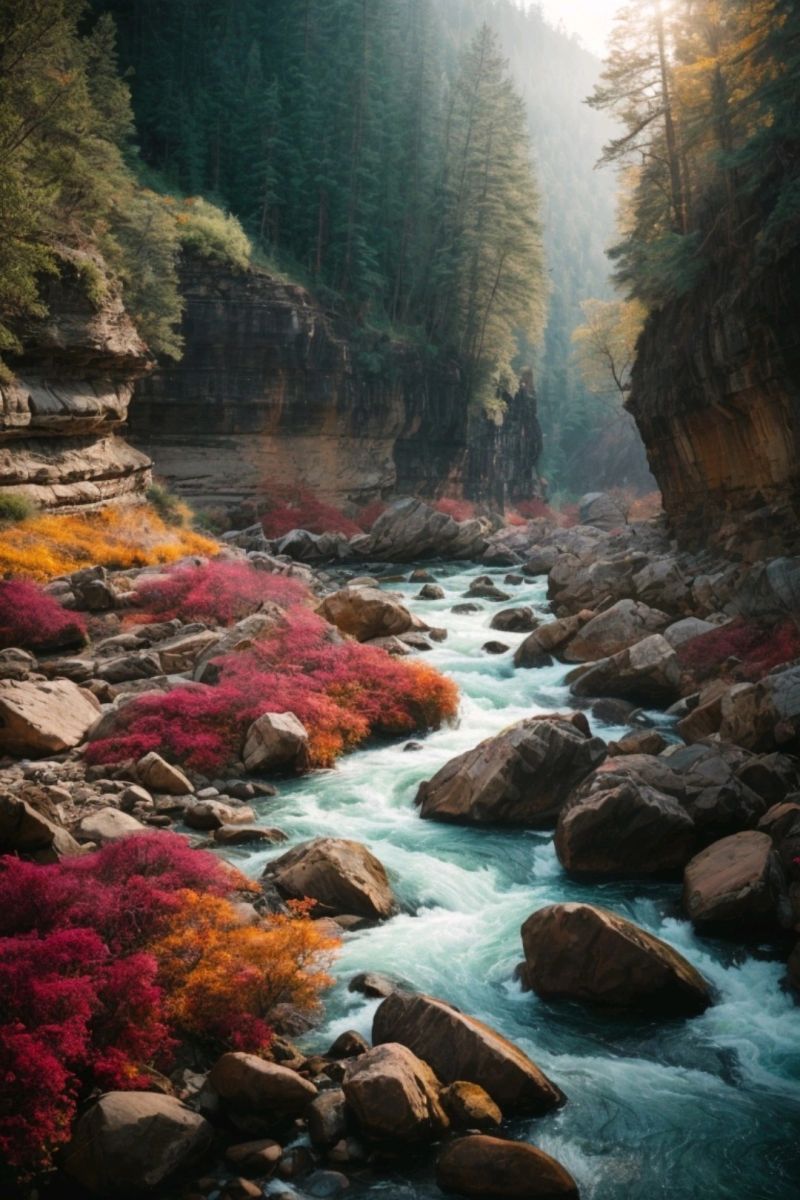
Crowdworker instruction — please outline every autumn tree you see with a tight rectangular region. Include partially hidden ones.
[572,298,646,400]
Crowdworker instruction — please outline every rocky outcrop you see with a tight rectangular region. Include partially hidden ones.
[0,678,100,756]
[372,991,565,1115]
[682,831,786,929]
[317,584,416,640]
[520,903,712,1015]
[64,1091,213,1196]
[342,1043,449,1143]
[436,1135,580,1200]
[263,836,397,920]
[415,715,606,828]
[0,255,152,510]
[628,261,800,555]
[130,255,544,514]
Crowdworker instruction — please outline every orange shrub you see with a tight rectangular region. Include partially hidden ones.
[150,891,339,1049]
[0,505,219,581]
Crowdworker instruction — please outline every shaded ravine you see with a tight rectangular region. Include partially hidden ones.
[231,564,800,1199]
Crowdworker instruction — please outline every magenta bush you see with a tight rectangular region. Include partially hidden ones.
[0,579,86,652]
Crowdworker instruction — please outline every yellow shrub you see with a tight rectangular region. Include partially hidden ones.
[0,504,219,581]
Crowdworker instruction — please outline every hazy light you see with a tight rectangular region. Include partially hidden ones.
[536,0,621,56]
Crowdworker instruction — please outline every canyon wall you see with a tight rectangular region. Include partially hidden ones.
[129,256,543,516]
[628,260,800,555]
[0,257,152,511]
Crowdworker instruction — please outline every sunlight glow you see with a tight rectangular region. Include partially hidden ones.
[536,0,622,56]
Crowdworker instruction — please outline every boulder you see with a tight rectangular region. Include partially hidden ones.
[608,730,669,756]
[568,634,681,706]
[213,824,287,846]
[467,582,511,602]
[719,665,800,752]
[193,610,283,683]
[489,607,538,633]
[562,599,669,663]
[682,831,785,928]
[209,1053,318,1126]
[184,799,251,831]
[0,789,80,858]
[662,617,718,648]
[73,807,148,845]
[482,641,510,655]
[436,1135,579,1200]
[263,836,397,920]
[0,678,100,756]
[318,585,415,641]
[418,584,445,600]
[440,1082,502,1130]
[416,715,606,828]
[136,751,193,796]
[521,903,711,1015]
[0,647,38,680]
[357,498,489,562]
[242,711,310,773]
[513,615,584,669]
[555,781,696,876]
[342,1043,448,1142]
[579,491,627,531]
[307,1089,349,1149]
[453,602,483,615]
[758,801,800,872]
[372,991,564,1114]
[63,1091,213,1196]
[632,557,692,614]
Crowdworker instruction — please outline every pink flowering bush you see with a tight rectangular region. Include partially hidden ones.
[0,835,336,1175]
[260,485,362,538]
[0,579,86,652]
[132,560,309,627]
[87,607,459,772]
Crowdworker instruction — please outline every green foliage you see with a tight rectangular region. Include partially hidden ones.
[175,197,251,269]
[591,0,800,310]
[0,493,35,525]
[145,483,190,528]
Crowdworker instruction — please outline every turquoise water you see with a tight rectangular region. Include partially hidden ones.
[236,564,800,1199]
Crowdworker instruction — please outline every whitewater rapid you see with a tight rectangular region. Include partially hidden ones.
[236,564,800,1199]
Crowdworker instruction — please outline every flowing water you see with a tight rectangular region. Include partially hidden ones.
[234,564,800,1199]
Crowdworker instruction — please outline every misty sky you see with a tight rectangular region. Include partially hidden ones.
[537,0,620,56]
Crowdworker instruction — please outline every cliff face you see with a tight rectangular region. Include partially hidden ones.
[0,258,153,510]
[129,257,543,514]
[628,260,800,554]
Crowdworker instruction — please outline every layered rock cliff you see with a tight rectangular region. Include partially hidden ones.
[129,256,543,515]
[628,259,800,555]
[0,256,153,510]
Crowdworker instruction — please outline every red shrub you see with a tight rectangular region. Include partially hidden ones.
[433,498,476,522]
[512,497,557,522]
[88,607,459,772]
[260,485,362,538]
[677,617,800,682]
[0,835,335,1173]
[133,560,309,626]
[0,927,170,1172]
[0,579,86,652]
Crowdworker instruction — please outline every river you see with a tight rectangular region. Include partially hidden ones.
[232,563,800,1200]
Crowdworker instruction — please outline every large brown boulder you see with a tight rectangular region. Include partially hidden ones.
[73,807,148,845]
[342,1042,449,1142]
[562,599,669,663]
[63,1091,213,1196]
[555,781,696,877]
[209,1052,317,1129]
[568,634,681,707]
[514,615,584,668]
[263,836,397,920]
[136,751,193,796]
[372,991,564,1115]
[317,585,415,641]
[242,711,310,773]
[489,607,538,633]
[0,678,100,756]
[682,831,785,928]
[520,903,712,1016]
[415,716,606,828]
[436,1134,579,1200]
[440,1082,502,1130]
[720,666,800,752]
[0,788,80,858]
